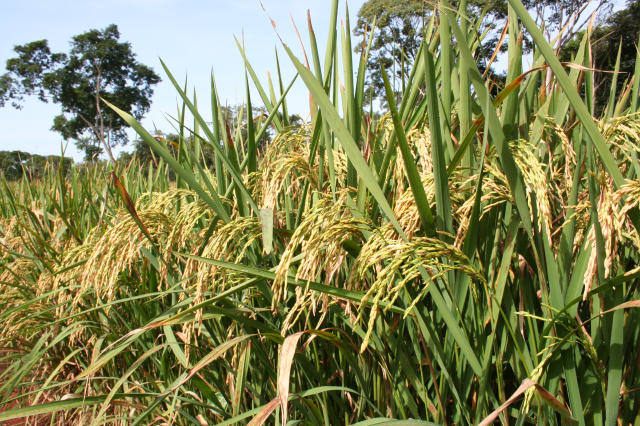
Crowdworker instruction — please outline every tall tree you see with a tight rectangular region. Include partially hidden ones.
[0,24,160,160]
[354,0,432,101]
[354,0,612,101]
[0,150,73,181]
[560,0,640,115]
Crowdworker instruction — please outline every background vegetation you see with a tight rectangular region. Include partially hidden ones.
[1,0,640,424]
[0,150,73,181]
[0,24,160,160]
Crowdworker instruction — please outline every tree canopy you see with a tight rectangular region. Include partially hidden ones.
[354,0,612,101]
[126,104,303,170]
[0,150,73,181]
[0,24,160,160]
[560,0,640,115]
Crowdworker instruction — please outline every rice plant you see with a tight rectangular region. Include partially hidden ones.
[1,0,640,424]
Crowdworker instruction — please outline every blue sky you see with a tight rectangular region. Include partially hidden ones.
[0,0,627,161]
[0,0,366,160]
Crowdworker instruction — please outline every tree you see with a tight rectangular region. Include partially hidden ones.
[354,0,429,101]
[354,0,612,101]
[0,150,73,181]
[126,104,299,170]
[0,24,160,160]
[560,0,639,115]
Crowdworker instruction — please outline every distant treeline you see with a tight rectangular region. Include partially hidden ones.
[1,110,302,181]
[0,150,74,181]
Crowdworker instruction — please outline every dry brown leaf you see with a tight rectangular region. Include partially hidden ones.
[479,379,535,426]
[247,397,280,426]
[480,378,575,425]
[279,332,304,426]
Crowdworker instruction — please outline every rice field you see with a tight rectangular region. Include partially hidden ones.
[1,0,640,424]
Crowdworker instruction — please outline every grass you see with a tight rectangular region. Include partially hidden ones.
[1,0,640,424]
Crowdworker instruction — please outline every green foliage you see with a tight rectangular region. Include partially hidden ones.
[0,150,73,181]
[0,25,160,158]
[1,1,640,424]
[560,0,640,115]
[354,0,612,101]
[126,105,302,170]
